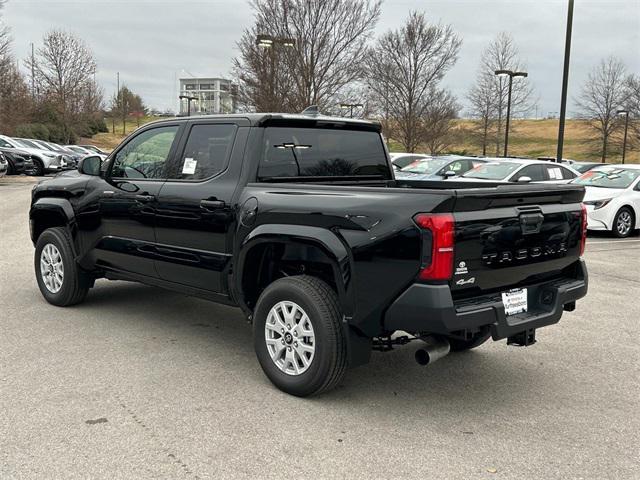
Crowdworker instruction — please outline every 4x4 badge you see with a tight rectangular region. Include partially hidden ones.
[456,277,475,286]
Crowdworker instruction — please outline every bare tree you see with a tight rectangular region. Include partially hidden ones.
[466,71,498,155]
[575,57,627,161]
[233,0,381,112]
[620,73,640,152]
[479,32,534,155]
[109,85,145,134]
[27,30,97,142]
[233,26,296,112]
[365,12,461,152]
[422,88,458,154]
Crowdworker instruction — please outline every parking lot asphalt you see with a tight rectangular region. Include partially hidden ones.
[1,178,639,480]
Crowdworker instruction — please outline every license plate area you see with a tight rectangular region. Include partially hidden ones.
[502,288,528,316]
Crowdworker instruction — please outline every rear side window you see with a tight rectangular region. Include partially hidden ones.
[173,124,237,180]
[515,165,546,182]
[258,127,390,180]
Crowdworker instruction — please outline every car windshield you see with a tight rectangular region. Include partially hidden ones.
[573,163,600,173]
[574,168,640,189]
[462,161,521,180]
[400,158,451,174]
[14,139,38,149]
[37,142,57,151]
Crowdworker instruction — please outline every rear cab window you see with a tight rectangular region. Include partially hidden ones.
[257,127,391,181]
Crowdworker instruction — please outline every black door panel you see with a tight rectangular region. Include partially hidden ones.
[155,123,249,293]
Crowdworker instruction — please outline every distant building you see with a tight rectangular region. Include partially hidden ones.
[178,77,237,115]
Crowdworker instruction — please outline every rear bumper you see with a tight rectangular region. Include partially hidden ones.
[384,259,588,339]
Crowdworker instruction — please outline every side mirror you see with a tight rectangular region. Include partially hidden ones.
[516,176,532,183]
[78,155,102,176]
[443,170,457,178]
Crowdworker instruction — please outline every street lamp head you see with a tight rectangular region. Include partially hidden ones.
[513,71,528,78]
[617,109,629,115]
[256,34,274,47]
[494,69,512,77]
[280,39,295,47]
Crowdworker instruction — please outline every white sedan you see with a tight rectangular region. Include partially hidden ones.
[458,159,579,184]
[575,165,640,238]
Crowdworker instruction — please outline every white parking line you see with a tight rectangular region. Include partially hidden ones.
[586,238,640,245]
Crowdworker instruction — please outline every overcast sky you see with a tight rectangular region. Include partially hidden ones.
[3,0,639,116]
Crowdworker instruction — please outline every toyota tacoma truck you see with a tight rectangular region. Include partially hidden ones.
[30,112,588,396]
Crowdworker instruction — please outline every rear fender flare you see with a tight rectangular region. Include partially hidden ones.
[234,224,353,317]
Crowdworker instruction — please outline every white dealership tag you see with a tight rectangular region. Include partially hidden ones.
[502,288,528,316]
[182,157,197,174]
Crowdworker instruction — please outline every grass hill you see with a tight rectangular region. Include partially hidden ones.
[86,117,638,164]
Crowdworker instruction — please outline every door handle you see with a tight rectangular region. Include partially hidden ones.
[200,199,225,210]
[135,194,155,203]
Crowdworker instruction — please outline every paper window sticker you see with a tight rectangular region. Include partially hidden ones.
[182,157,197,175]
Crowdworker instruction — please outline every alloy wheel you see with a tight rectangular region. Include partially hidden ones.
[264,301,316,376]
[617,211,632,236]
[40,243,64,293]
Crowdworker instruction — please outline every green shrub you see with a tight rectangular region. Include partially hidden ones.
[15,123,50,140]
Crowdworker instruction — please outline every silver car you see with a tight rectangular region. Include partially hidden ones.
[0,135,62,176]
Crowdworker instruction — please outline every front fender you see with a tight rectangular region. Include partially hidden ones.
[234,224,354,318]
[29,197,76,244]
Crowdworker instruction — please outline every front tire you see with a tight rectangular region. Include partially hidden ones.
[31,159,44,176]
[35,227,90,306]
[253,275,347,397]
[613,207,634,238]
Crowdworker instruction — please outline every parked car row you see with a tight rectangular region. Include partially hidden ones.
[393,153,580,184]
[391,152,640,238]
[0,134,107,176]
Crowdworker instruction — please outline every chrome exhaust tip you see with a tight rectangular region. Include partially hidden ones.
[415,336,450,365]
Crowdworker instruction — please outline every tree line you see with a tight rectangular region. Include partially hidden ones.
[0,1,146,143]
[234,0,638,159]
[1,0,638,158]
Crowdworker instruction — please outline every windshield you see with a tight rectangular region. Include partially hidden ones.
[573,163,600,173]
[14,139,37,149]
[574,168,640,189]
[258,127,390,180]
[400,158,451,174]
[462,161,521,180]
[36,141,56,151]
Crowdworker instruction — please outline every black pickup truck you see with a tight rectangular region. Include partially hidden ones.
[30,113,588,396]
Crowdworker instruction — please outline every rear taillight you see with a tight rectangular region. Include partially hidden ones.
[413,213,455,281]
[580,203,587,256]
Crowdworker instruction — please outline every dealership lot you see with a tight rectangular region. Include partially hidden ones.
[1,178,638,479]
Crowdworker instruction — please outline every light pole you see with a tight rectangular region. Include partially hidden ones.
[617,109,630,164]
[557,0,575,164]
[495,69,528,157]
[256,35,295,111]
[340,103,363,118]
[179,95,197,116]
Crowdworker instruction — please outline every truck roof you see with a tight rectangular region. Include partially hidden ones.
[145,113,382,131]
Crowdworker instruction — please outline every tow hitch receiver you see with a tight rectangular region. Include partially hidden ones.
[507,328,537,347]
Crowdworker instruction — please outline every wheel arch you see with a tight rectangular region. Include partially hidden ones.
[234,224,354,318]
[30,198,76,246]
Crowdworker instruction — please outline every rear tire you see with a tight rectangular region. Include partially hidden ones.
[612,207,634,238]
[31,159,44,176]
[253,275,347,397]
[449,331,491,352]
[35,227,90,306]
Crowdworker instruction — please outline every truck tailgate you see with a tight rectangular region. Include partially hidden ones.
[449,184,585,296]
